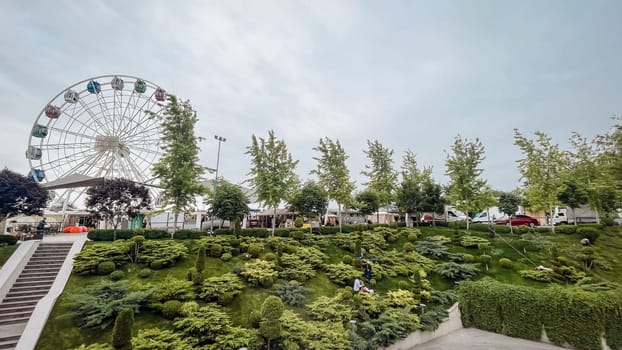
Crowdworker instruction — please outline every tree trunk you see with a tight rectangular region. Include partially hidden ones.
[572,207,577,226]
[550,207,556,234]
[338,203,343,233]
[271,207,276,237]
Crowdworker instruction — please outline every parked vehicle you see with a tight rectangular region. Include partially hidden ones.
[495,214,539,227]
[473,207,506,224]
[420,206,470,224]
[550,205,599,225]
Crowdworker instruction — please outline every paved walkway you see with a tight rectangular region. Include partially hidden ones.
[413,328,569,350]
[41,232,87,242]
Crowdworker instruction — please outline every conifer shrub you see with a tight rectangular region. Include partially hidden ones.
[578,227,600,244]
[342,255,353,264]
[499,258,513,269]
[248,243,263,258]
[97,261,116,275]
[220,252,232,261]
[109,270,124,281]
[294,217,304,228]
[208,243,223,257]
[290,230,304,240]
[138,268,152,278]
[111,308,134,350]
[403,242,415,252]
[195,245,206,273]
[264,252,278,262]
[161,300,182,319]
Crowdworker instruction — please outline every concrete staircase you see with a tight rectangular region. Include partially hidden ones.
[0,243,73,350]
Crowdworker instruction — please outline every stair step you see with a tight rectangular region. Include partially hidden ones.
[0,306,35,315]
[10,280,53,288]
[22,266,61,272]
[0,300,38,308]
[16,271,58,278]
[0,316,29,326]
[0,310,33,321]
[15,276,56,283]
[4,289,48,297]
[0,340,18,350]
[2,294,46,303]
[0,336,20,343]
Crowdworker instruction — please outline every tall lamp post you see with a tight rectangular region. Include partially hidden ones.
[211,135,226,232]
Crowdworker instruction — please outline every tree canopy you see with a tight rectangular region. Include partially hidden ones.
[207,179,250,227]
[247,130,299,236]
[289,181,327,220]
[150,95,207,229]
[361,140,397,209]
[396,150,434,226]
[86,178,151,234]
[0,168,49,221]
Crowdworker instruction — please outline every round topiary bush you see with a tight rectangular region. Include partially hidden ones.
[209,244,223,257]
[403,242,415,252]
[353,259,363,268]
[407,232,418,242]
[342,255,353,265]
[264,252,278,262]
[463,253,475,263]
[499,258,513,269]
[97,261,116,275]
[290,230,304,240]
[294,217,304,228]
[221,253,233,261]
[578,227,600,244]
[248,243,263,258]
[138,268,152,278]
[109,270,124,281]
[161,300,182,319]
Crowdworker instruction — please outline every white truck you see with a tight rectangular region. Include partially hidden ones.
[550,205,599,225]
[472,206,524,224]
[420,205,469,224]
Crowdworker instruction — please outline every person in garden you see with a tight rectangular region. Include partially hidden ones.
[37,217,47,231]
[353,277,373,294]
[363,261,373,281]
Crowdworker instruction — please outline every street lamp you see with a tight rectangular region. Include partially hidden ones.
[211,135,226,233]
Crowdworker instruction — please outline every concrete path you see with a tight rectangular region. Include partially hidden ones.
[413,328,568,350]
[41,232,87,243]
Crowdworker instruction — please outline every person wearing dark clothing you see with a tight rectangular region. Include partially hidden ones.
[364,261,373,281]
[37,217,47,231]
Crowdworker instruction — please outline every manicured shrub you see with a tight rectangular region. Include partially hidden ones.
[403,242,415,252]
[248,310,262,328]
[407,232,418,242]
[143,229,169,239]
[112,308,134,349]
[499,258,513,269]
[290,230,305,240]
[342,255,353,264]
[138,268,152,278]
[535,227,550,234]
[248,243,263,258]
[264,252,278,262]
[220,253,232,262]
[161,300,182,319]
[109,270,124,281]
[577,227,600,244]
[556,225,577,234]
[150,259,164,270]
[463,253,475,263]
[601,217,615,226]
[195,245,206,273]
[208,244,223,257]
[294,217,304,228]
[0,235,18,245]
[97,261,116,275]
[173,229,192,239]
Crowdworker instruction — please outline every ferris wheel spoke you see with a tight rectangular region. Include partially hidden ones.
[77,99,112,135]
[95,92,115,132]
[41,141,96,150]
[59,108,101,136]
[52,150,106,178]
[120,90,139,130]
[47,126,98,141]
[118,95,155,138]
[123,155,150,183]
[127,150,159,171]
[39,148,94,170]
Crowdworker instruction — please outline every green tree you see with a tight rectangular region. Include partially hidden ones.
[288,181,327,221]
[246,130,299,237]
[0,168,49,222]
[444,136,493,229]
[260,296,284,350]
[195,244,206,273]
[514,130,569,230]
[150,95,207,230]
[498,191,522,233]
[361,140,398,222]
[420,182,446,226]
[354,189,380,223]
[311,137,355,233]
[395,150,434,227]
[112,308,134,350]
[557,179,589,226]
[86,179,151,240]
[206,179,249,230]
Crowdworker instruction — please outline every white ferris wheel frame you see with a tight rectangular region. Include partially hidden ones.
[27,74,166,209]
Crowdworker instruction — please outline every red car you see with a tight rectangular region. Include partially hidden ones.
[495,214,539,227]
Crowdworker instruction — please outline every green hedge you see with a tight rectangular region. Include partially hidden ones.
[173,229,204,239]
[458,278,622,350]
[0,235,18,245]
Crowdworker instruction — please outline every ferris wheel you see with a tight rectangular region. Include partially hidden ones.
[26,75,167,209]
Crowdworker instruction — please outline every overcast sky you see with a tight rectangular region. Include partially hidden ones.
[1,0,621,195]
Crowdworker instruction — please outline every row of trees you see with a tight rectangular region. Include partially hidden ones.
[2,93,620,235]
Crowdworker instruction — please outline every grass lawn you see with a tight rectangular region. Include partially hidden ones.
[35,224,622,349]
[0,244,18,268]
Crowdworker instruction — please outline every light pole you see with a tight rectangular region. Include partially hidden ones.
[210,135,226,233]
